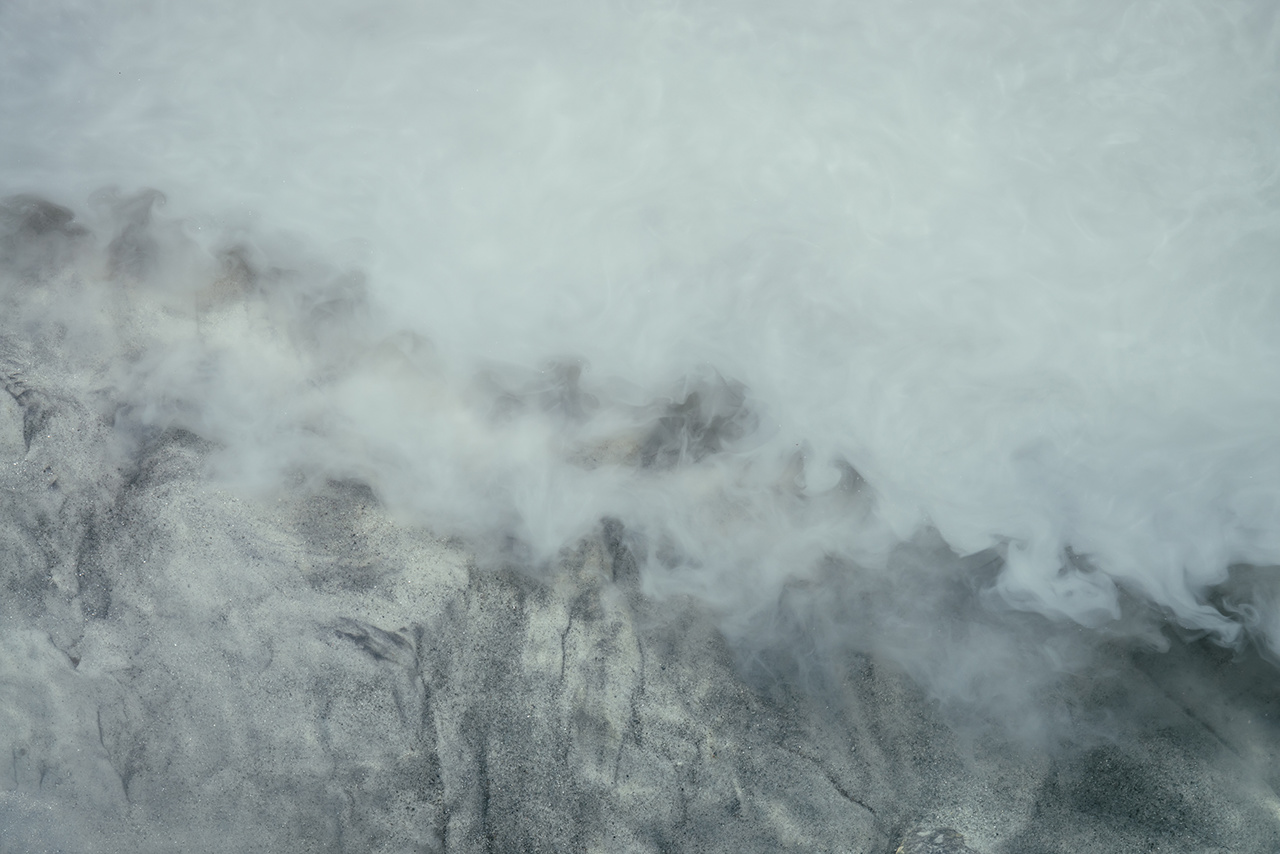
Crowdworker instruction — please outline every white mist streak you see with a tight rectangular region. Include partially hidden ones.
[4,0,1280,694]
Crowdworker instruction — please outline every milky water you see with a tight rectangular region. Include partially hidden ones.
[4,0,1280,718]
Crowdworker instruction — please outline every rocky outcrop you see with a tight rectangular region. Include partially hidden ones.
[0,414,1277,853]
[2,194,1279,853]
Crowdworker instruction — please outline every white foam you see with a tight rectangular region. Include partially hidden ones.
[4,0,1280,685]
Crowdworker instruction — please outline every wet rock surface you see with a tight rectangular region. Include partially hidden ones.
[896,828,979,854]
[1,196,1279,853]
[0,396,1278,853]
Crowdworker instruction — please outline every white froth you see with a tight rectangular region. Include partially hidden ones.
[4,0,1280,674]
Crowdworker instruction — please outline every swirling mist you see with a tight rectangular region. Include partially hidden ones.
[4,0,1280,732]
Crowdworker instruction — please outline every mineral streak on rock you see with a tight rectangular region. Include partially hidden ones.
[897,827,980,854]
